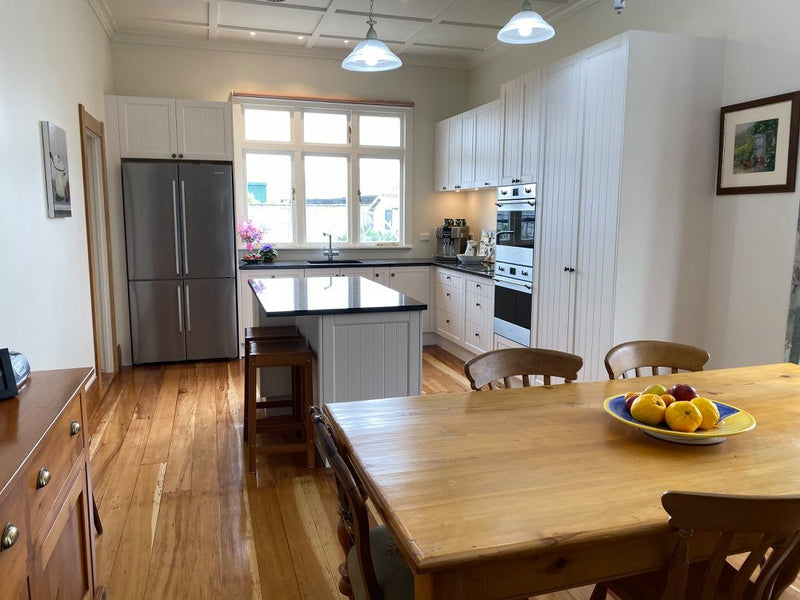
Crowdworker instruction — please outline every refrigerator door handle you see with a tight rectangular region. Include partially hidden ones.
[185,284,191,332]
[180,179,189,275]
[176,285,183,333]
[172,180,180,276]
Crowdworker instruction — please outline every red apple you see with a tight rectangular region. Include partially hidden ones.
[668,384,698,402]
[624,392,639,413]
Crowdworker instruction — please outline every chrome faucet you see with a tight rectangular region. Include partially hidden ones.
[322,233,340,262]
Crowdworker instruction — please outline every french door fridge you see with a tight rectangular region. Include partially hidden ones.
[123,161,238,364]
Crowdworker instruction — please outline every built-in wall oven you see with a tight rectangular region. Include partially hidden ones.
[494,183,536,347]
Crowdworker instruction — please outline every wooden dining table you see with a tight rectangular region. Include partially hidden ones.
[323,363,800,599]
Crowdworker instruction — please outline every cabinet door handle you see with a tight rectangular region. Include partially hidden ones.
[1,523,19,551]
[177,285,183,333]
[391,273,395,277]
[171,153,177,159]
[180,180,189,275]
[185,284,192,332]
[446,319,450,324]
[70,420,82,436]
[446,293,450,297]
[475,333,480,337]
[37,468,51,490]
[178,153,184,159]
[563,266,575,273]
[172,181,180,276]
[476,303,481,307]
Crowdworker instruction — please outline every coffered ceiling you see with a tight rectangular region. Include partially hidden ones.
[89,0,603,68]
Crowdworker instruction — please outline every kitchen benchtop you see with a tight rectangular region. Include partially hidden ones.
[240,257,496,279]
[249,275,427,317]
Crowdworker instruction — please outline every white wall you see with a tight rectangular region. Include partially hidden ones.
[703,0,800,368]
[0,0,112,369]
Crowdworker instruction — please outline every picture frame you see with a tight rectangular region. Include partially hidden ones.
[40,121,72,217]
[716,91,800,195]
[0,348,18,401]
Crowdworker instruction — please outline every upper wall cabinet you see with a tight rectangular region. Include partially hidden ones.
[116,96,233,161]
[434,99,501,192]
[499,69,543,186]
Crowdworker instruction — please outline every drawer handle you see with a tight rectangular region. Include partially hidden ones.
[70,420,82,436]
[476,284,481,288]
[391,273,395,277]
[446,319,450,324]
[475,333,480,337]
[37,468,51,490]
[476,303,481,307]
[446,293,450,297]
[1,523,19,551]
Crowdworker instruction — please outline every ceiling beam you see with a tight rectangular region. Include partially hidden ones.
[208,0,219,40]
[305,0,339,49]
[393,0,462,57]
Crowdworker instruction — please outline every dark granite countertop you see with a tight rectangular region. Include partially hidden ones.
[240,257,496,279]
[248,275,427,317]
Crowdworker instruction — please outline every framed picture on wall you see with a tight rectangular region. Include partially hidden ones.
[40,121,72,217]
[716,91,800,195]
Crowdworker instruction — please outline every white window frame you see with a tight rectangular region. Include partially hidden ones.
[232,98,413,249]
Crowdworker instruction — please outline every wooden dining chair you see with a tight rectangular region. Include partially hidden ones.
[310,407,414,600]
[463,347,583,390]
[590,491,800,600]
[604,340,710,380]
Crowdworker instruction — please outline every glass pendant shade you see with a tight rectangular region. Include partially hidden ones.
[342,23,402,72]
[497,0,555,45]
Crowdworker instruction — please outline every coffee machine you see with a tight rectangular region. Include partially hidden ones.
[434,220,469,260]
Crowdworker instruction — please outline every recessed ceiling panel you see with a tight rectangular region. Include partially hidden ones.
[219,2,323,34]
[440,0,567,27]
[334,0,453,21]
[412,23,499,50]
[245,0,333,8]
[218,28,310,47]
[322,12,423,42]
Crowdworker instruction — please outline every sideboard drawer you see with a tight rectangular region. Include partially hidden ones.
[25,393,84,536]
[0,481,30,600]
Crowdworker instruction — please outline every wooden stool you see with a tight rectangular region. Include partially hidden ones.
[243,325,302,442]
[246,338,315,472]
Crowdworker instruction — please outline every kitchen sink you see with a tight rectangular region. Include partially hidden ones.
[306,259,363,264]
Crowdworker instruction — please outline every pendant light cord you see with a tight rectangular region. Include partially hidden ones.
[368,0,376,27]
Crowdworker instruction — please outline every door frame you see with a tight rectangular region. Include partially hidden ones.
[79,104,119,399]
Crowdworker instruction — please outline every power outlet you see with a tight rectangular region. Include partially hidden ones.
[419,232,431,241]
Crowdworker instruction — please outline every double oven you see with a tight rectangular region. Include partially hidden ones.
[494,183,535,347]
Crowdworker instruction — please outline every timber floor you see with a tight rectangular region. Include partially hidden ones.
[89,346,800,600]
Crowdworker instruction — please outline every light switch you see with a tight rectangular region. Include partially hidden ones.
[419,232,431,241]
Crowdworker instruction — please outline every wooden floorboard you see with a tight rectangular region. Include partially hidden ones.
[89,348,800,600]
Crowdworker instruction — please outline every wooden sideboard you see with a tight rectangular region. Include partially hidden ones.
[0,368,102,600]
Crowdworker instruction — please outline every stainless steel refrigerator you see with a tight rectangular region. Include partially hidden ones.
[123,161,238,364]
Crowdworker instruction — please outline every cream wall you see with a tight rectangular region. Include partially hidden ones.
[0,0,112,369]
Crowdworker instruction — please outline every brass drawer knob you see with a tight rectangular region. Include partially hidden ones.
[37,468,51,490]
[1,523,19,551]
[70,420,82,436]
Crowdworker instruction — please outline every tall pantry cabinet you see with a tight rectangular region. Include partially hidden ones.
[534,31,724,381]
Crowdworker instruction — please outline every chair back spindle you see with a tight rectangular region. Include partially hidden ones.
[464,348,583,391]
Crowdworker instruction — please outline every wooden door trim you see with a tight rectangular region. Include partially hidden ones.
[78,104,118,400]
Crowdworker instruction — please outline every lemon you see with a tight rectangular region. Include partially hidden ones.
[665,401,702,433]
[691,397,720,430]
[630,393,667,426]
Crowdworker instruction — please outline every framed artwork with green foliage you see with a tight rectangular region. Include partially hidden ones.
[717,91,800,195]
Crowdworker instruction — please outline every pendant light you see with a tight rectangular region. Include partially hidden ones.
[342,0,402,72]
[497,0,555,45]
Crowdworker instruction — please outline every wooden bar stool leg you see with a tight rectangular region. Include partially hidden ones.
[247,359,258,473]
[304,357,315,469]
[243,342,250,443]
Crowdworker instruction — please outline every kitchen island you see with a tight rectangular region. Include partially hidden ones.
[249,275,426,406]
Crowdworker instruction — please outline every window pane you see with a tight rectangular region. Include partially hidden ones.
[303,112,348,144]
[245,153,294,244]
[244,109,291,142]
[359,158,400,243]
[359,115,401,147]
[305,155,348,243]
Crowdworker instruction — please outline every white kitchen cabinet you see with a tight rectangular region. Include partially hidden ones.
[534,32,723,381]
[434,119,450,192]
[332,267,375,278]
[500,70,543,186]
[116,96,232,160]
[434,268,464,343]
[462,275,495,354]
[472,100,502,189]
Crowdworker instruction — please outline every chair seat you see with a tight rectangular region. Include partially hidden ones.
[606,560,744,600]
[347,525,414,600]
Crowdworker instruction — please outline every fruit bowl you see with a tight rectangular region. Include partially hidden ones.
[603,395,756,445]
[457,254,488,265]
